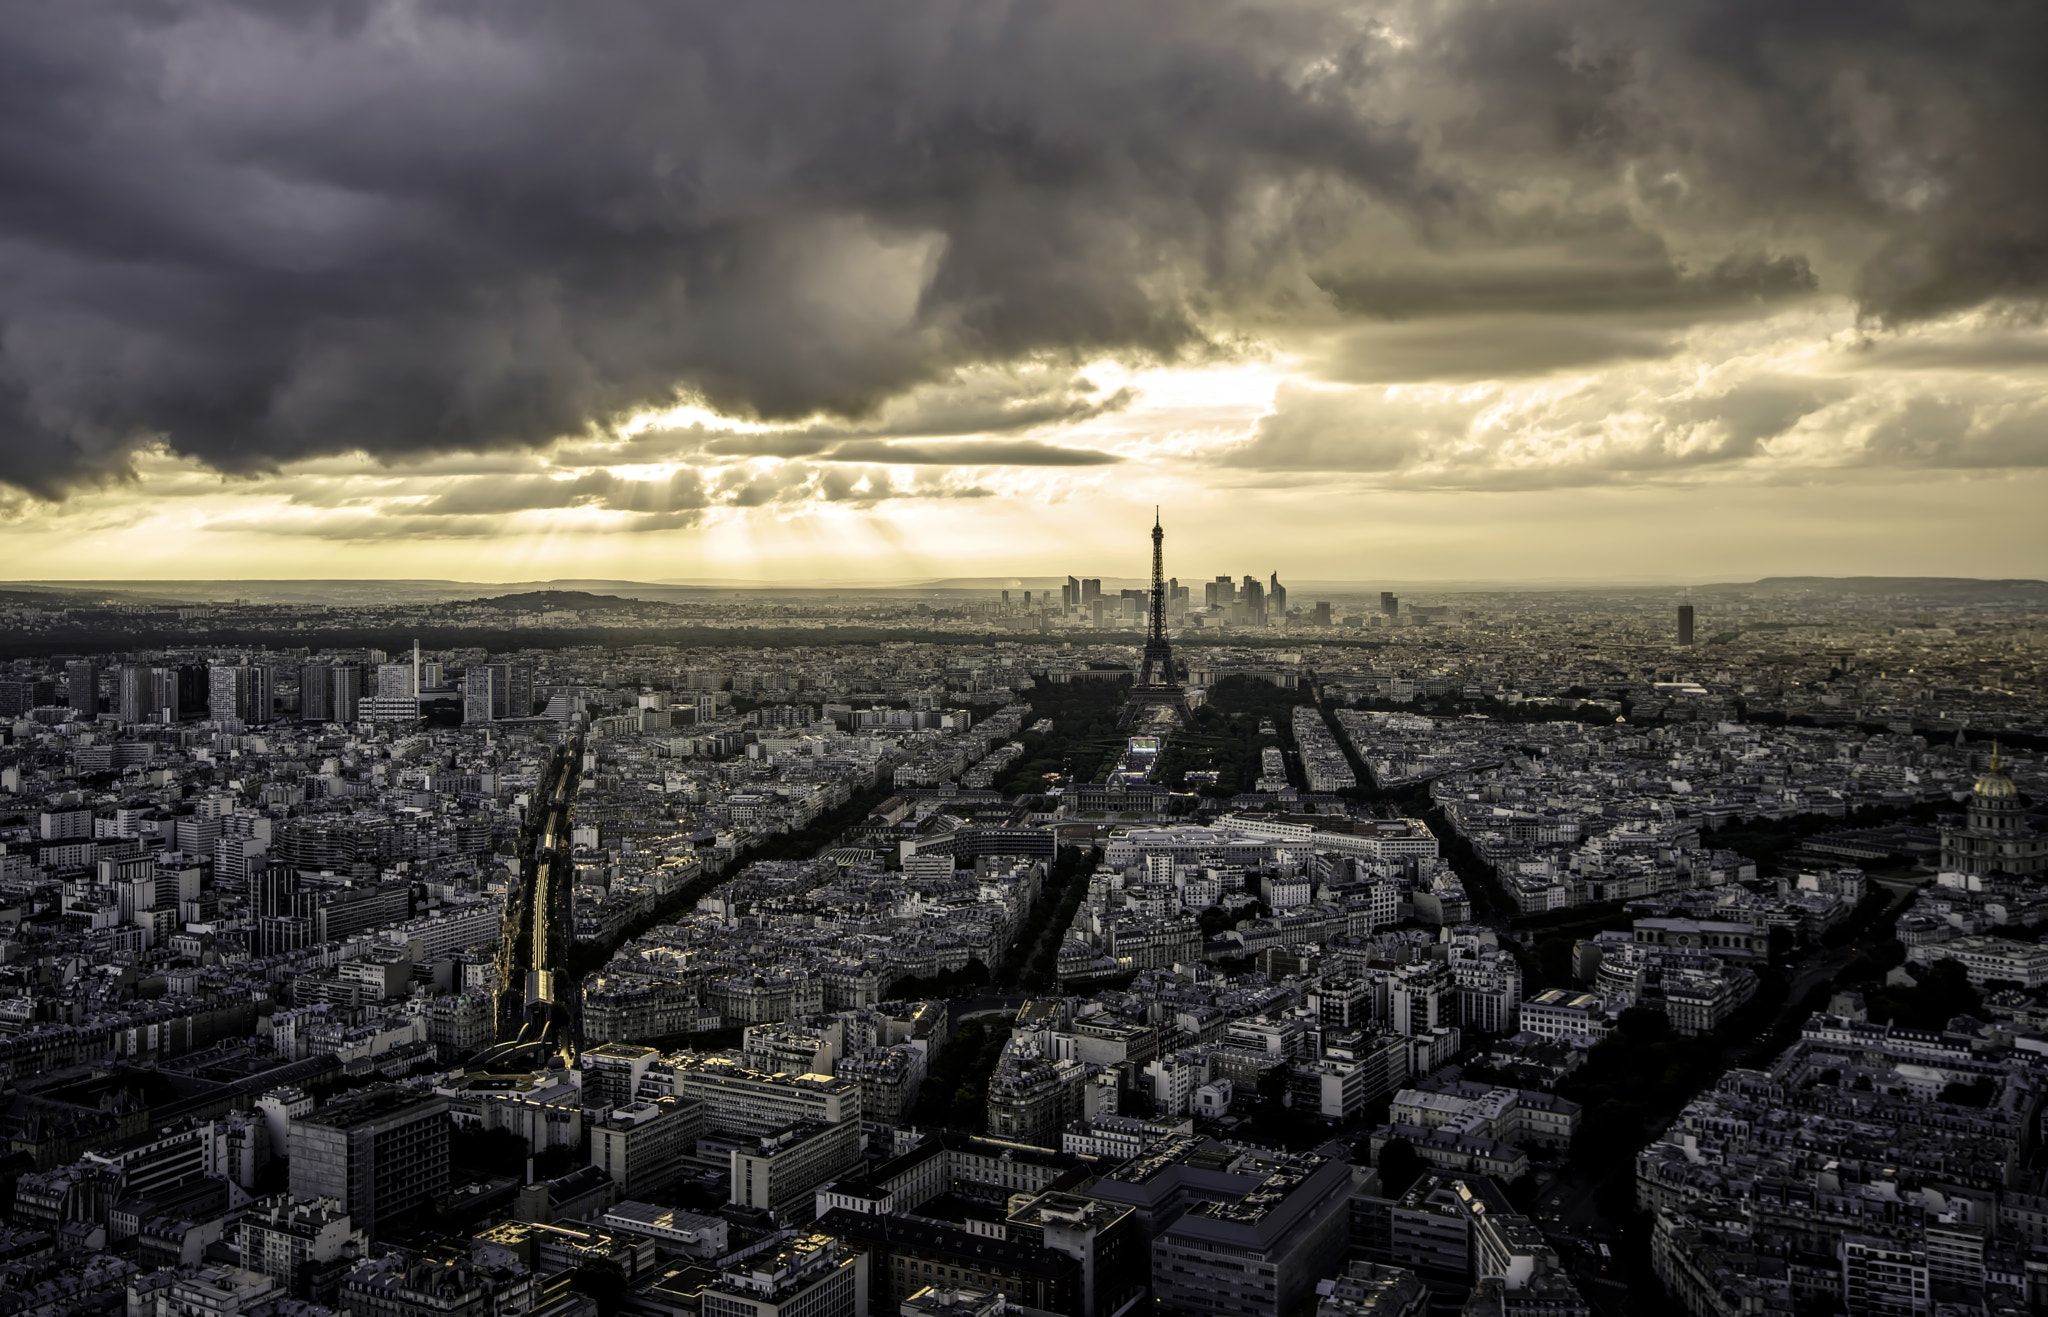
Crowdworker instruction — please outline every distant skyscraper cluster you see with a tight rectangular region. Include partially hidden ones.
[1049,556,1313,630]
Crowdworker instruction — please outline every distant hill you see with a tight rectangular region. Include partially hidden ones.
[0,584,184,606]
[1698,576,2048,598]
[474,590,642,611]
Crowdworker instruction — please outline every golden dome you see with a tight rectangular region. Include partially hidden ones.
[1973,743,2018,800]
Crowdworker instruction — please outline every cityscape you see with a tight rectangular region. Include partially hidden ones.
[0,3,2045,1317]
[0,542,2036,1317]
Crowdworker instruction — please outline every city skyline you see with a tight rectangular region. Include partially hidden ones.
[0,521,2038,1317]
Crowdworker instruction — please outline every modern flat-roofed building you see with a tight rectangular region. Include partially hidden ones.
[600,1202,729,1261]
[732,1120,862,1224]
[1004,1190,1146,1317]
[1841,1236,1930,1317]
[1082,1136,1351,1317]
[591,1097,705,1200]
[699,1233,859,1317]
[288,1089,450,1240]
[659,1055,861,1139]
[1147,1147,1354,1317]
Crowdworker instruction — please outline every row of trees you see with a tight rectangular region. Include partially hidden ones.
[991,677,1133,795]
[906,1017,1015,1133]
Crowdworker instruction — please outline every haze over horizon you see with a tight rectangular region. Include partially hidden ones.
[4,571,2046,598]
[2,2,2045,581]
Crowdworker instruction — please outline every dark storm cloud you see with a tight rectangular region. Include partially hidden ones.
[3,0,2046,498]
[1316,249,1817,322]
[0,0,1425,496]
[1844,332,2048,373]
[819,439,1121,466]
[770,371,1139,442]
[1323,318,1676,383]
[697,434,1121,465]
[599,369,1137,463]
[247,453,997,539]
[1413,0,2048,319]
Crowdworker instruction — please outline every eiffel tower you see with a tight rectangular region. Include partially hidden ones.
[1120,510,1191,729]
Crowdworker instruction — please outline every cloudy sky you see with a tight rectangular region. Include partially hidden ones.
[0,0,2043,584]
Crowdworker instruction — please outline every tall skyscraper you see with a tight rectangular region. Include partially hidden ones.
[148,667,182,722]
[64,659,99,718]
[1241,577,1265,626]
[463,664,505,724]
[300,663,332,722]
[0,679,54,717]
[250,666,275,725]
[177,665,209,719]
[288,1089,450,1240]
[504,664,533,719]
[1678,604,1695,646]
[1268,571,1288,619]
[117,664,153,723]
[331,665,364,723]
[210,664,252,723]
[1381,591,1399,620]
[206,663,273,725]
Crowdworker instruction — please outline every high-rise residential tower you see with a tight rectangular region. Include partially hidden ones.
[64,660,99,718]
